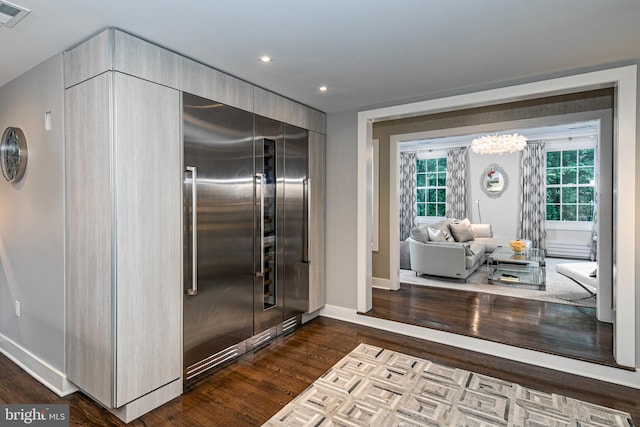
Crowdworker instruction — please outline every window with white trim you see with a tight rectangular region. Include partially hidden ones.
[416,156,447,217]
[545,147,595,222]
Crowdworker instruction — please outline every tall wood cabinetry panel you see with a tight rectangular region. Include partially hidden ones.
[65,72,114,406]
[65,71,182,413]
[112,73,182,406]
[308,131,326,312]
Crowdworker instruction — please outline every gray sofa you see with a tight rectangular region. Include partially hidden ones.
[406,218,520,280]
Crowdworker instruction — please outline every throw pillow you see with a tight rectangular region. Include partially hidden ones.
[443,229,455,242]
[460,218,477,237]
[427,226,446,242]
[409,225,430,243]
[449,222,475,242]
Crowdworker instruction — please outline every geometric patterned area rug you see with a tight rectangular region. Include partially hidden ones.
[264,344,634,426]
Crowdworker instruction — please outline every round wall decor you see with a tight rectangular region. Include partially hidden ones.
[480,163,508,198]
[1,127,28,183]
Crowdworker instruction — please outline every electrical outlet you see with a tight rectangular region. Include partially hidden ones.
[15,301,20,317]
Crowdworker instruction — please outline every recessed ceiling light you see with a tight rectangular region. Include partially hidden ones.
[259,56,272,63]
[319,86,328,92]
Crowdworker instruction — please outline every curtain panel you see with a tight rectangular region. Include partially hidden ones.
[445,147,467,220]
[399,152,417,240]
[518,142,546,250]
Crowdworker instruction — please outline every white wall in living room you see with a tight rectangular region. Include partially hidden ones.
[467,151,520,239]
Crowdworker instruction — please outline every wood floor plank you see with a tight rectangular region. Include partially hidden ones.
[0,316,638,425]
[365,283,619,367]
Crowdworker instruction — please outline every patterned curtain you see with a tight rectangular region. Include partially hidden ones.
[518,142,546,250]
[399,152,417,240]
[445,147,467,219]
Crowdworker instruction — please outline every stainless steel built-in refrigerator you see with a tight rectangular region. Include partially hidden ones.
[183,93,309,381]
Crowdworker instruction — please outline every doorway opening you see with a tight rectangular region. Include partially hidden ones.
[372,115,618,365]
[356,65,637,371]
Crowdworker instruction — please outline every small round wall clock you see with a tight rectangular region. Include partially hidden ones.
[1,127,28,183]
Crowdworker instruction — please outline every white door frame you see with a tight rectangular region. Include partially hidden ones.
[357,65,637,367]
[389,109,614,323]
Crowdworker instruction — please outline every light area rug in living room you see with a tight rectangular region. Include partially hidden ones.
[399,258,596,308]
[264,343,633,426]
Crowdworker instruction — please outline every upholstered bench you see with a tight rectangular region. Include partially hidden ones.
[555,262,598,297]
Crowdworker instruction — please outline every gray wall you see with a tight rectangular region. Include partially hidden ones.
[0,54,66,372]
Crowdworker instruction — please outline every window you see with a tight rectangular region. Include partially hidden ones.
[545,148,595,222]
[416,157,446,217]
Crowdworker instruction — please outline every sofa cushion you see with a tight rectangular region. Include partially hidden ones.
[410,225,430,243]
[399,239,411,269]
[470,223,493,238]
[465,247,486,269]
[449,221,475,242]
[430,218,456,231]
[468,241,486,256]
[420,240,483,258]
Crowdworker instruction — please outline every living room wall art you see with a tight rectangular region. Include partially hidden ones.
[480,163,507,198]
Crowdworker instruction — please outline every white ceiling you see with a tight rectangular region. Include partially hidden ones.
[2,0,640,113]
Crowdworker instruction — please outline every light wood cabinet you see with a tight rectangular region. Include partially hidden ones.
[65,71,182,420]
[65,72,113,406]
[64,27,325,422]
[254,86,326,134]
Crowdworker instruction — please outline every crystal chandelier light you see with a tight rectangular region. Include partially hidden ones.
[470,133,527,155]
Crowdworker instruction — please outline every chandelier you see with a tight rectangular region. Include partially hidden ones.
[470,133,527,155]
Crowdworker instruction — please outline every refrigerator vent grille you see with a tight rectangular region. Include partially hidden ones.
[282,316,298,333]
[0,1,29,27]
[185,345,240,380]
[252,329,273,348]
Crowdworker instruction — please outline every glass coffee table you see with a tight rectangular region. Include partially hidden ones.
[488,246,546,290]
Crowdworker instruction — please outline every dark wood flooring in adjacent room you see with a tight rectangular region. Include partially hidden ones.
[1,317,639,426]
[364,283,621,367]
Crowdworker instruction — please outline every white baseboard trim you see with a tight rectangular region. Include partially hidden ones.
[318,304,640,389]
[0,332,77,397]
[372,277,392,290]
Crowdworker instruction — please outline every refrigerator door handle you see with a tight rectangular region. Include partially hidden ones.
[303,177,311,264]
[256,173,265,277]
[186,166,198,296]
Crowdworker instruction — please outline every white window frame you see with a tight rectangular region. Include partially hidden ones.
[415,150,447,223]
[544,138,597,231]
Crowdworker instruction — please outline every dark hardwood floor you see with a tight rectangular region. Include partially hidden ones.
[1,317,639,426]
[365,283,621,368]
